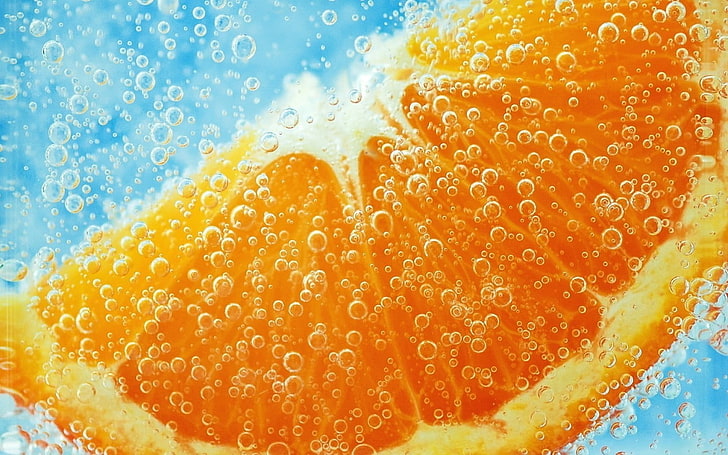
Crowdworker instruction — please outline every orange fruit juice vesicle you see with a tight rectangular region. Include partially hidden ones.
[1,0,726,454]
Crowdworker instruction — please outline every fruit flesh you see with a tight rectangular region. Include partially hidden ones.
[1,0,727,454]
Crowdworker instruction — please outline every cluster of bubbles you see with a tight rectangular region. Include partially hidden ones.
[0,0,397,284]
[566,336,728,453]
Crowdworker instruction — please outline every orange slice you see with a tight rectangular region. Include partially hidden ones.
[1,0,726,454]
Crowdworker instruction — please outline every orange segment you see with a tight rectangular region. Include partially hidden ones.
[1,0,726,454]
[113,151,422,450]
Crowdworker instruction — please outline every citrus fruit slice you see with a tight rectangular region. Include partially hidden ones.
[1,0,727,454]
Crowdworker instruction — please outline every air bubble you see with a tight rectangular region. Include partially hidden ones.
[689,24,710,42]
[602,227,622,250]
[93,69,109,85]
[245,77,260,91]
[60,169,80,189]
[665,1,687,20]
[351,444,376,455]
[209,172,229,192]
[48,121,71,145]
[521,97,542,116]
[569,149,589,167]
[68,94,89,114]
[469,181,487,200]
[214,14,232,32]
[135,71,156,92]
[84,225,103,244]
[349,89,363,104]
[555,51,576,73]
[42,179,65,202]
[130,222,149,240]
[609,421,627,439]
[529,410,547,428]
[678,401,696,419]
[665,124,682,140]
[192,6,206,19]
[76,382,96,403]
[516,178,535,197]
[278,108,299,129]
[306,230,328,252]
[210,49,224,63]
[337,348,357,368]
[669,276,689,296]
[505,43,526,64]
[165,107,184,125]
[29,19,47,37]
[198,138,215,155]
[64,194,85,213]
[308,331,327,350]
[0,259,29,282]
[151,147,168,165]
[321,9,338,25]
[472,257,490,277]
[695,125,713,140]
[35,246,55,264]
[554,0,575,14]
[232,34,256,62]
[659,377,681,399]
[150,123,172,144]
[483,200,502,220]
[371,210,393,235]
[42,40,64,63]
[599,351,617,368]
[0,84,17,101]
[167,85,184,101]
[150,257,170,277]
[709,329,728,355]
[518,200,536,217]
[256,131,279,153]
[716,34,728,52]
[136,54,149,68]
[45,144,68,167]
[469,52,490,73]
[354,35,372,54]
[700,75,721,94]
[122,90,136,104]
[417,340,437,360]
[677,240,695,256]
[0,429,30,454]
[282,351,303,372]
[630,191,650,211]
[224,303,242,321]
[194,23,207,37]
[480,169,498,186]
[569,276,587,294]
[493,287,513,307]
[176,177,197,198]
[347,300,368,320]
[515,376,530,391]
[423,238,443,258]
[158,0,180,14]
[597,22,619,43]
